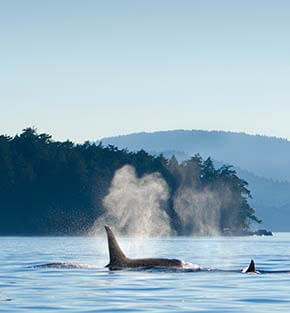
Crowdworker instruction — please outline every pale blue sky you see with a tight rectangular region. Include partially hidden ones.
[1,0,290,142]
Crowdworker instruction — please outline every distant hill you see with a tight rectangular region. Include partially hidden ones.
[233,168,290,231]
[100,130,290,182]
[100,130,290,231]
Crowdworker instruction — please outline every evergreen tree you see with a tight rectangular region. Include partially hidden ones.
[0,128,260,235]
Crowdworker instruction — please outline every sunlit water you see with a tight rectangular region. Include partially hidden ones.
[1,233,290,312]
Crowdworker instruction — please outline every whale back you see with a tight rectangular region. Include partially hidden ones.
[104,225,128,268]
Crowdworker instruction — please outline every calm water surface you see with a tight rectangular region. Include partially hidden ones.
[1,233,290,312]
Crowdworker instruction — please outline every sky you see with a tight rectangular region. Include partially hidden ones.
[1,0,290,142]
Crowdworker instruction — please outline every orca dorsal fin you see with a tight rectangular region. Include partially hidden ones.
[104,225,128,267]
[246,259,256,273]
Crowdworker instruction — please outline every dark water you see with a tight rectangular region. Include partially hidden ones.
[1,233,290,312]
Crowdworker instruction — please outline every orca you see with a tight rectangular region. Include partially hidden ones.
[33,227,273,274]
[104,225,263,273]
[104,225,183,270]
[239,259,260,274]
[244,259,257,273]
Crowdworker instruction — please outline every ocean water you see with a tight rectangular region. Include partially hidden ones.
[1,233,290,312]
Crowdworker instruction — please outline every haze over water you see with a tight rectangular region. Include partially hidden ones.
[1,233,290,312]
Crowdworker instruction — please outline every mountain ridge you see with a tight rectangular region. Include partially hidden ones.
[100,129,290,182]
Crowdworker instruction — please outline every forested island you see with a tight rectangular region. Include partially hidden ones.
[0,128,261,236]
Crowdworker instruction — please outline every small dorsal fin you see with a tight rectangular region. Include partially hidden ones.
[104,225,128,267]
[246,259,256,273]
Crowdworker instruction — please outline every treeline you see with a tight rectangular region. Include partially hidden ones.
[0,128,260,235]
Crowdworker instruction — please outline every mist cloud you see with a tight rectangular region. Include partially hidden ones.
[93,165,173,236]
[173,187,222,236]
